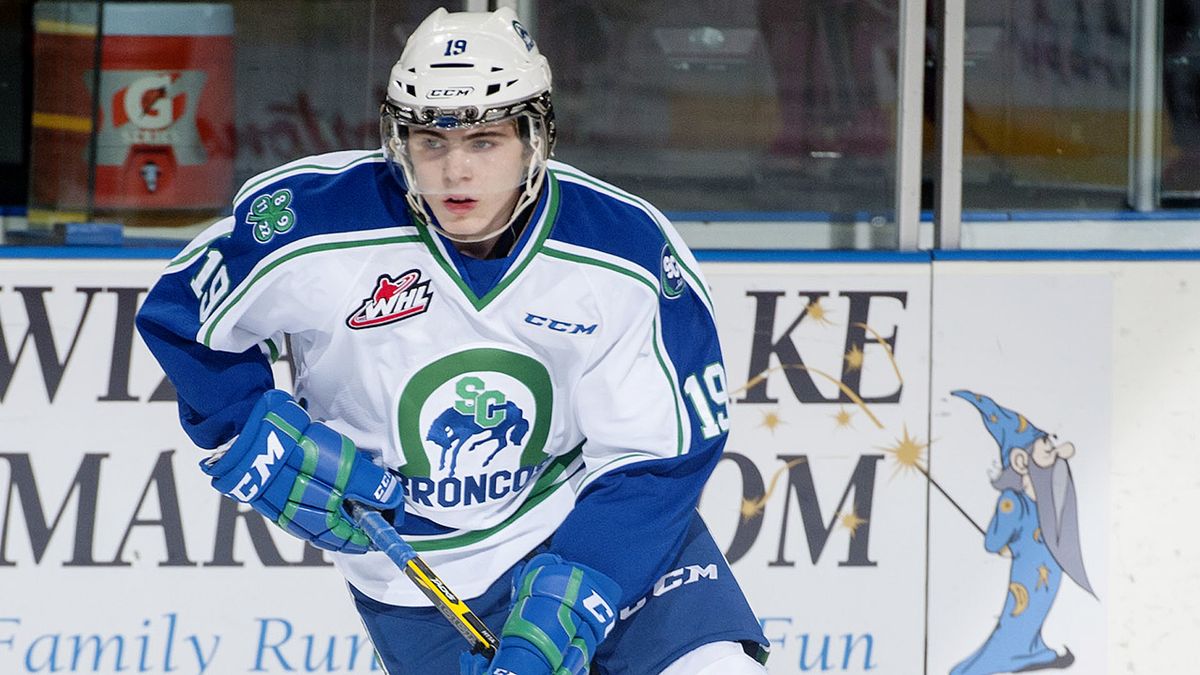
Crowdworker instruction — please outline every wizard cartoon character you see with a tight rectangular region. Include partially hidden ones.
[950,390,1094,675]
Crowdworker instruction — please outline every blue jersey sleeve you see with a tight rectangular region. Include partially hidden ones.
[549,450,723,607]
[137,151,404,450]
[546,234,728,607]
[136,218,276,449]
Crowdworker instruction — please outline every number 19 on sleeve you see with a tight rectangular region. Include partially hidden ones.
[682,363,730,439]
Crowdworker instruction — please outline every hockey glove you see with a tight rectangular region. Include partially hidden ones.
[200,389,403,553]
[477,553,622,675]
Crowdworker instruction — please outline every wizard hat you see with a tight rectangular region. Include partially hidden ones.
[951,390,1046,467]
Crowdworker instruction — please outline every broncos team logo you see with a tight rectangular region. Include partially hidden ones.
[426,377,531,477]
[660,243,687,300]
[396,348,553,509]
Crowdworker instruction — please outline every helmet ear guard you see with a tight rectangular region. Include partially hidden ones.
[380,7,556,241]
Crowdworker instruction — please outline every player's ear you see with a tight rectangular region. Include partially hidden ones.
[1010,448,1030,475]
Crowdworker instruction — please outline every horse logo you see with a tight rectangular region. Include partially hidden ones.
[396,349,554,494]
[424,376,531,477]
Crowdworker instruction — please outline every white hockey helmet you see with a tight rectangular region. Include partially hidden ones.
[381,7,555,241]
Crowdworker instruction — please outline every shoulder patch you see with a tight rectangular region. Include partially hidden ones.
[660,243,686,299]
[247,188,297,243]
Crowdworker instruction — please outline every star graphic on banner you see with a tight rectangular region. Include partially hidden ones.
[760,411,785,433]
[844,344,864,371]
[740,458,807,521]
[839,510,868,537]
[740,498,764,521]
[806,298,834,326]
[878,425,928,478]
[832,407,855,429]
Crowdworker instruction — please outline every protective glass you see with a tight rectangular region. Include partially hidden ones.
[382,112,550,199]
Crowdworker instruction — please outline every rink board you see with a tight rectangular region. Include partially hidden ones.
[2,253,1193,673]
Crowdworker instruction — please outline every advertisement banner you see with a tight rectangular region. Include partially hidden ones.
[699,262,932,674]
[0,257,1119,674]
[926,262,1110,675]
[0,260,374,674]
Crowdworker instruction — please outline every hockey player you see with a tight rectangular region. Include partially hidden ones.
[136,7,769,674]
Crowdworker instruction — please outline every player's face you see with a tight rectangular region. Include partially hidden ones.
[408,121,525,241]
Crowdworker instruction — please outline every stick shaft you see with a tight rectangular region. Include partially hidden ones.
[350,503,498,657]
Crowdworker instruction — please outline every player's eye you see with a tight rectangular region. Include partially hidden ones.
[471,138,495,150]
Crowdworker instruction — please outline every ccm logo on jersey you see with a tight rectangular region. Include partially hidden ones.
[523,313,597,334]
[230,431,287,501]
[347,270,434,329]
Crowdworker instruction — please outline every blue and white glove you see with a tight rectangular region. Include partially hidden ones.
[200,389,403,553]
[468,553,621,675]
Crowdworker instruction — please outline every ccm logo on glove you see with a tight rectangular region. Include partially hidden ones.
[229,431,287,501]
[583,590,615,630]
[201,389,404,553]
[374,472,398,502]
[478,553,623,675]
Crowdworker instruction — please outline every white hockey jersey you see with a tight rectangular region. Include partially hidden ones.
[137,152,731,607]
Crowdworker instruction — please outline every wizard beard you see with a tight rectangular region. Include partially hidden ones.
[1028,459,1095,596]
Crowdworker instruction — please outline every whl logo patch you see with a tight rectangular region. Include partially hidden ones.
[347,270,434,329]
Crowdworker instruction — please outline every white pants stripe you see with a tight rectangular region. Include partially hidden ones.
[659,640,768,674]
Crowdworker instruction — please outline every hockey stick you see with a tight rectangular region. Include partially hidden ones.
[349,502,498,658]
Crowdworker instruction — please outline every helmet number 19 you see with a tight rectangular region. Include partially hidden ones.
[443,39,468,56]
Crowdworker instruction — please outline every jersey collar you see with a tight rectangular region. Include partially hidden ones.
[415,170,561,311]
